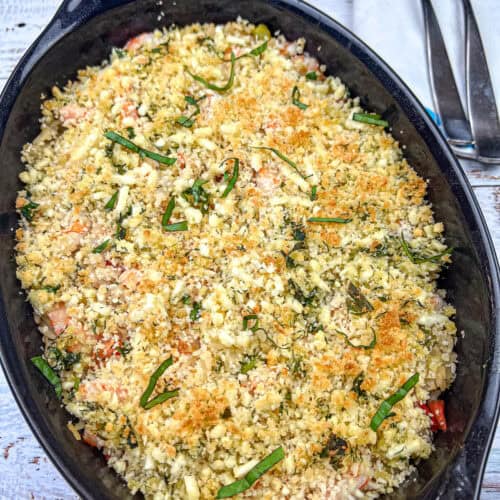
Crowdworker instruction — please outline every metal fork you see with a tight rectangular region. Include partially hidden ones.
[422,0,500,164]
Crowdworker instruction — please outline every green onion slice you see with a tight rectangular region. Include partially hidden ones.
[92,239,111,254]
[187,52,236,93]
[292,86,308,110]
[220,158,240,197]
[221,40,268,62]
[336,329,376,349]
[161,197,176,228]
[251,146,307,179]
[352,113,388,127]
[370,373,419,431]
[237,40,268,59]
[104,131,176,165]
[140,357,179,410]
[104,191,119,211]
[216,446,285,498]
[31,356,62,399]
[242,314,259,332]
[307,217,351,224]
[164,221,188,232]
[310,185,318,201]
[305,71,318,80]
[400,233,452,264]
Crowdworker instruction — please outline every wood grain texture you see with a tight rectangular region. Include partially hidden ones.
[0,1,498,498]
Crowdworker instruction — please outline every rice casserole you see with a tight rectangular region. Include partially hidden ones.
[15,19,457,499]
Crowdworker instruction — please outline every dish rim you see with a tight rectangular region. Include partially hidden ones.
[0,0,499,498]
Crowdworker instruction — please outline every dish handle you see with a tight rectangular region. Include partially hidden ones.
[49,0,111,32]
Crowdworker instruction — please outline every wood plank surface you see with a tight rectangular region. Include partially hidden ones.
[0,1,498,498]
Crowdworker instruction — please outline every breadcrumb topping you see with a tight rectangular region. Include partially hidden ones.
[16,19,456,499]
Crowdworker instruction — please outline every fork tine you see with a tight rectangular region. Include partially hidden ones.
[422,0,473,145]
[463,0,500,163]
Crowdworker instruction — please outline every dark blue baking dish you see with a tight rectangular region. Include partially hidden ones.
[0,0,499,498]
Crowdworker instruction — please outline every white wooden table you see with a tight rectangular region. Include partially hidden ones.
[0,1,499,498]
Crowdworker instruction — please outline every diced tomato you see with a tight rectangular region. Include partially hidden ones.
[418,402,438,431]
[82,430,98,448]
[428,400,447,431]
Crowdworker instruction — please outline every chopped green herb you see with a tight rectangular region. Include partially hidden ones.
[49,348,80,371]
[113,47,126,58]
[220,158,240,197]
[305,71,318,80]
[288,356,306,378]
[181,294,191,305]
[190,301,202,321]
[251,146,307,179]
[320,434,348,468]
[43,284,61,293]
[308,216,351,224]
[370,373,419,431]
[352,372,366,397]
[20,200,40,221]
[115,207,130,240]
[139,357,179,410]
[164,221,188,232]
[176,95,206,128]
[92,239,111,254]
[310,185,318,201]
[182,179,211,214]
[104,191,119,211]
[31,356,62,398]
[240,354,258,374]
[242,314,259,332]
[117,342,132,357]
[216,446,285,498]
[400,233,452,264]
[126,126,136,139]
[187,52,236,93]
[336,329,376,349]
[352,112,388,127]
[346,282,373,315]
[221,407,232,419]
[293,226,306,241]
[104,131,176,165]
[161,197,176,229]
[291,86,308,110]
[288,279,318,307]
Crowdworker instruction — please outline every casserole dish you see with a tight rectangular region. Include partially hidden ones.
[0,0,499,498]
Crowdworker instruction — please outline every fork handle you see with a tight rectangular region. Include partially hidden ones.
[463,0,500,162]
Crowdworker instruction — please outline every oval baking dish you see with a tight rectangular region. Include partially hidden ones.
[0,1,499,498]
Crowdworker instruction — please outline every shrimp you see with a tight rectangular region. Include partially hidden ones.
[256,167,281,193]
[47,302,70,336]
[124,32,154,52]
[59,104,87,126]
[64,220,88,234]
[79,378,129,403]
[121,101,138,120]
